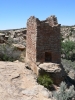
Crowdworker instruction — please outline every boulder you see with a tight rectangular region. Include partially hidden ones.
[38,63,66,85]
[0,33,5,37]
[13,44,25,51]
[68,70,75,80]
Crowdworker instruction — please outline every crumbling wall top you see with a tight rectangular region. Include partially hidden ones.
[46,15,58,26]
[27,15,60,27]
[27,16,40,25]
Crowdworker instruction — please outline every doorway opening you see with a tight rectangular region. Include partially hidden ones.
[45,52,52,62]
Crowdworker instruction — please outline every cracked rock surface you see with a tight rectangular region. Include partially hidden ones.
[0,61,53,100]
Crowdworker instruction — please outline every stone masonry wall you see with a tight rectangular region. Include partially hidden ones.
[26,16,39,63]
[26,15,61,66]
[36,16,61,63]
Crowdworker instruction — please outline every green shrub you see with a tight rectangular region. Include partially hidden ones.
[53,82,75,100]
[61,40,75,60]
[37,74,53,89]
[0,44,21,61]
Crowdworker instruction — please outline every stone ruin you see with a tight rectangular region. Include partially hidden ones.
[26,15,61,63]
[26,15,66,85]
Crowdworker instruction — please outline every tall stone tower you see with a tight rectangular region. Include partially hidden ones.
[26,15,61,74]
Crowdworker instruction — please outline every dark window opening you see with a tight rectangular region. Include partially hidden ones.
[45,52,52,62]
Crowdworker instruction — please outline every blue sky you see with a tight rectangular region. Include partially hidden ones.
[0,0,75,30]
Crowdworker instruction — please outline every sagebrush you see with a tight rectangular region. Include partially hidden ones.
[53,82,75,100]
[0,44,21,61]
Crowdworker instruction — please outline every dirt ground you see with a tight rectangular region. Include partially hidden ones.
[0,61,53,100]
